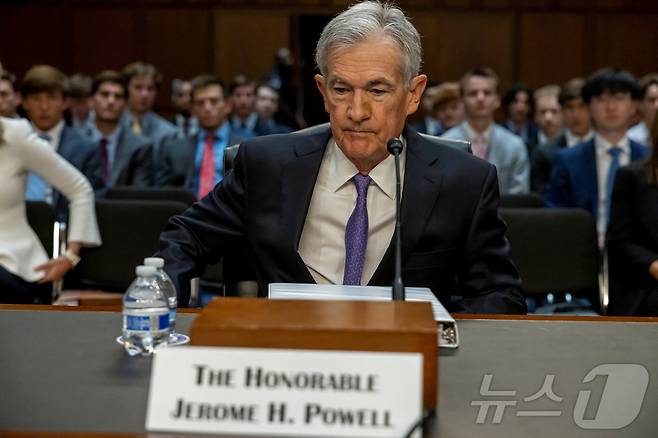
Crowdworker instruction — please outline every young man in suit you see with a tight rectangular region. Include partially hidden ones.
[229,74,258,139]
[156,1,526,314]
[253,82,294,136]
[156,75,244,197]
[0,69,21,119]
[442,68,530,195]
[88,70,153,188]
[533,85,563,146]
[545,68,649,247]
[21,65,105,220]
[121,61,176,149]
[628,73,658,147]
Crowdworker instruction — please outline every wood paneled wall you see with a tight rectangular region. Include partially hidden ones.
[1,1,657,115]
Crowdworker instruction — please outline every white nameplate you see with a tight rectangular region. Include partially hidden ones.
[146,346,423,437]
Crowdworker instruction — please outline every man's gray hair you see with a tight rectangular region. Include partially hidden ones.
[315,1,422,87]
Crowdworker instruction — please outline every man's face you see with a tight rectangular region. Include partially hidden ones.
[640,83,658,123]
[93,82,126,124]
[535,95,563,139]
[0,79,20,117]
[435,99,464,131]
[508,91,531,124]
[462,76,499,120]
[562,97,591,137]
[314,35,426,171]
[255,86,279,120]
[127,74,156,115]
[589,91,637,135]
[22,90,68,131]
[192,84,231,131]
[173,82,192,113]
[231,84,255,119]
[69,97,92,122]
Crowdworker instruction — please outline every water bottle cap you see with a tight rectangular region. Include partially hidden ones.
[135,265,157,277]
[143,257,164,268]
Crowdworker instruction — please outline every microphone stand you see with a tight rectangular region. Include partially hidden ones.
[387,139,405,301]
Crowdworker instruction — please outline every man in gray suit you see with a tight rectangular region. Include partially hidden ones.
[442,67,530,194]
[87,70,153,188]
[121,61,176,150]
[156,75,244,198]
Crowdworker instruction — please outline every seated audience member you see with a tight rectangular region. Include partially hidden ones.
[21,65,105,220]
[534,85,564,146]
[87,70,153,187]
[121,61,176,148]
[412,81,442,135]
[431,81,464,134]
[229,74,258,139]
[545,68,649,247]
[532,78,593,194]
[628,73,658,146]
[156,75,244,196]
[171,78,198,139]
[253,82,293,135]
[155,1,526,314]
[607,113,658,316]
[442,67,530,194]
[0,62,101,304]
[67,73,93,134]
[502,82,539,151]
[0,69,21,119]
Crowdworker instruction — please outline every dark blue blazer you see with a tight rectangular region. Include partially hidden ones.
[53,126,105,220]
[544,137,650,218]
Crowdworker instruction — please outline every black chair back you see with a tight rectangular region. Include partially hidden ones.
[500,208,600,297]
[106,186,197,207]
[499,193,544,208]
[75,199,188,291]
[26,201,56,256]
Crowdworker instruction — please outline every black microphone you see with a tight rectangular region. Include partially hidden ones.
[387,138,405,301]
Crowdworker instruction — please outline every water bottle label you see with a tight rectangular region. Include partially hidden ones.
[169,309,176,323]
[125,312,169,332]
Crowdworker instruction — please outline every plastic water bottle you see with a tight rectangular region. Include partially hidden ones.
[144,257,178,337]
[122,265,169,356]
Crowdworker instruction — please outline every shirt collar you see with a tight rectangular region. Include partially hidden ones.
[91,123,121,143]
[32,120,65,147]
[594,132,630,155]
[463,121,492,144]
[199,121,229,141]
[326,135,406,200]
[565,129,594,147]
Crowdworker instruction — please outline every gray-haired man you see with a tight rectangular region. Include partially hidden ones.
[156,0,525,314]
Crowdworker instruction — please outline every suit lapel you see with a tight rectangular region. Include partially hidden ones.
[278,128,331,283]
[110,128,131,186]
[630,140,649,162]
[369,127,443,285]
[182,136,198,188]
[581,139,599,218]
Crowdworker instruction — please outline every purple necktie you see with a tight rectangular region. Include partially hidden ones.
[343,174,372,285]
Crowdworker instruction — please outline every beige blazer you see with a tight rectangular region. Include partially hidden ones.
[0,117,101,282]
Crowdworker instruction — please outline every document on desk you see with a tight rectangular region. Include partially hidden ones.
[268,283,459,348]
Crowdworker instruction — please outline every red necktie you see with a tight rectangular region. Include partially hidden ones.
[198,134,215,198]
[99,138,109,182]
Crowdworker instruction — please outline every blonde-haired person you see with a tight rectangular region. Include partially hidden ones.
[0,63,101,303]
[607,113,658,315]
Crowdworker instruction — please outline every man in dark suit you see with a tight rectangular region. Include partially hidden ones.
[253,82,294,136]
[21,65,105,220]
[531,78,593,194]
[545,68,649,247]
[156,75,244,197]
[86,70,153,187]
[156,1,526,314]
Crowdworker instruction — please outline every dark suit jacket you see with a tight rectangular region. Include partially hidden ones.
[155,130,244,188]
[607,162,658,315]
[253,117,294,136]
[53,126,106,220]
[156,125,526,313]
[531,133,567,195]
[109,128,154,187]
[544,138,649,217]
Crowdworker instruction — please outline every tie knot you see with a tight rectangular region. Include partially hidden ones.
[99,138,108,147]
[205,133,216,143]
[352,174,371,196]
[608,146,621,157]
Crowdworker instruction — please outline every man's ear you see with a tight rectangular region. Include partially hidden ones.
[314,74,330,113]
[406,74,427,116]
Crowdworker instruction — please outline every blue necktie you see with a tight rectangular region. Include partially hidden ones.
[343,174,371,285]
[605,146,621,225]
[25,134,52,202]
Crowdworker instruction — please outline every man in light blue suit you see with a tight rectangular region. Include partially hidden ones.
[121,62,177,152]
[442,67,530,195]
[21,65,105,220]
[545,68,649,247]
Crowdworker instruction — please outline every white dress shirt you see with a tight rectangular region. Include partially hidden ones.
[298,137,406,286]
[594,133,630,247]
[565,129,594,147]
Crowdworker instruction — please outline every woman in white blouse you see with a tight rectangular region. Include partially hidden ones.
[0,78,101,303]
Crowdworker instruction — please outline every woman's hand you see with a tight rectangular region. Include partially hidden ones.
[34,257,74,284]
